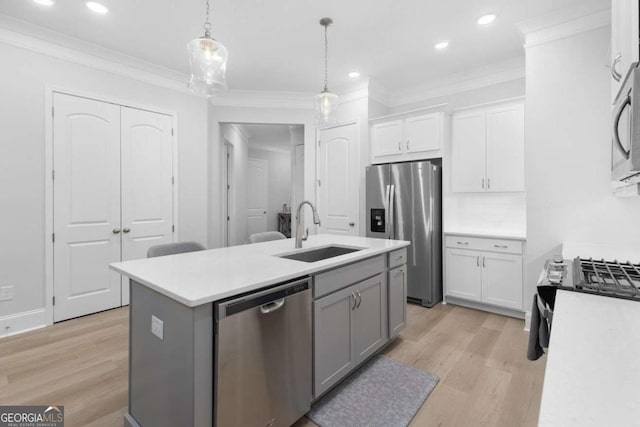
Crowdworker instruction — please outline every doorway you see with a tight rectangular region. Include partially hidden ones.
[221,123,304,246]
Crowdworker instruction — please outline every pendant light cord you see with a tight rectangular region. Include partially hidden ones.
[203,0,212,38]
[323,23,329,92]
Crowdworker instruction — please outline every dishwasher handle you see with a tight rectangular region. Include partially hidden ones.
[260,298,285,314]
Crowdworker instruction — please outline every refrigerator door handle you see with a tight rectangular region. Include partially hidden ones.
[389,184,396,239]
[384,184,390,236]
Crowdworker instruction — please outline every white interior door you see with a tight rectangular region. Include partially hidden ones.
[247,158,268,239]
[53,93,122,322]
[318,123,359,235]
[121,107,174,305]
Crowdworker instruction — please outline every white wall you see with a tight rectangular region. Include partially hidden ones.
[222,125,249,245]
[248,148,292,233]
[207,106,316,249]
[524,25,640,301]
[0,42,208,325]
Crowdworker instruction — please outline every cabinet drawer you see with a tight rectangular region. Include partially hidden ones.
[314,255,385,299]
[388,248,407,269]
[445,235,523,254]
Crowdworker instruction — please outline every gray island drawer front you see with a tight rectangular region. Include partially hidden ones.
[314,255,385,299]
[389,248,407,269]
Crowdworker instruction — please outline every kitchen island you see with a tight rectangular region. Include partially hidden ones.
[110,234,410,427]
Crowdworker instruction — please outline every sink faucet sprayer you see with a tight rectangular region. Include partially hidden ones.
[295,201,321,248]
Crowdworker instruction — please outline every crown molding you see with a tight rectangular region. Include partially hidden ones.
[516,2,610,48]
[0,13,197,96]
[209,90,314,109]
[387,57,525,108]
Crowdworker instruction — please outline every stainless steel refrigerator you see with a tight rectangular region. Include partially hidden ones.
[366,161,442,307]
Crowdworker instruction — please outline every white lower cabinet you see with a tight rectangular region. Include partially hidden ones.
[388,266,407,337]
[314,273,387,398]
[445,235,524,312]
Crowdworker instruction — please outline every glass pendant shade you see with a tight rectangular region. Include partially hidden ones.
[187,35,228,96]
[314,90,339,127]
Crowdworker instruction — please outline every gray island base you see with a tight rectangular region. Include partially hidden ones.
[111,235,410,427]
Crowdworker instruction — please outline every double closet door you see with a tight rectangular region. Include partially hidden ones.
[53,92,174,322]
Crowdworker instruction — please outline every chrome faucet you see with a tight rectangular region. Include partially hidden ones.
[295,200,321,248]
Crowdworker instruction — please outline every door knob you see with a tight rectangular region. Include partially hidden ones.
[348,222,355,227]
[123,227,131,233]
[112,228,121,234]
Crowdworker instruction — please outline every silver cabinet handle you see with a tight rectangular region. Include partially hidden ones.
[394,255,404,260]
[393,269,404,277]
[398,141,401,151]
[348,222,355,227]
[487,178,490,189]
[477,256,479,267]
[483,256,486,268]
[456,241,469,245]
[356,290,362,308]
[406,140,410,150]
[482,178,485,189]
[494,244,508,249]
[123,227,131,233]
[612,53,623,82]
[260,298,285,314]
[351,292,357,310]
[112,228,121,234]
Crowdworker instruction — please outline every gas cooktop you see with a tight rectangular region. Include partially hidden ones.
[540,257,640,301]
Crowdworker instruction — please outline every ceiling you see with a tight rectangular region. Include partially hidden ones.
[241,124,299,152]
[0,0,607,93]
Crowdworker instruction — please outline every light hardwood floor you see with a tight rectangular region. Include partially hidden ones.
[0,303,545,427]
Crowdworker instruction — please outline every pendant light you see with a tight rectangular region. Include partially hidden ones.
[187,0,228,96]
[314,18,339,127]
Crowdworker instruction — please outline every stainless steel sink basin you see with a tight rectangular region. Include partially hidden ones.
[277,245,363,263]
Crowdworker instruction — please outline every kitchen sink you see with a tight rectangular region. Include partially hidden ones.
[277,245,363,263]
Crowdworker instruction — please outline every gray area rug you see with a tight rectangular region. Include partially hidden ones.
[307,354,439,427]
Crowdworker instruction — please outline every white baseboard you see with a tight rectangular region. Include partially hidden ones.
[0,308,48,338]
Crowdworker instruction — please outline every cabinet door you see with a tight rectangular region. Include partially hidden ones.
[451,110,486,192]
[314,285,356,398]
[486,104,525,192]
[445,248,482,301]
[371,120,403,162]
[481,252,523,310]
[318,123,359,235]
[405,113,441,155]
[354,274,387,364]
[388,266,407,338]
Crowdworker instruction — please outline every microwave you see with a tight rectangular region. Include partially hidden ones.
[612,62,640,183]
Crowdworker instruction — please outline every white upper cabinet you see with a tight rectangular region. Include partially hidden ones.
[371,112,445,164]
[451,110,486,192]
[371,120,403,159]
[452,101,524,193]
[611,0,640,99]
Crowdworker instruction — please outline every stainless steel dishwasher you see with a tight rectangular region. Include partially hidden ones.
[215,277,312,427]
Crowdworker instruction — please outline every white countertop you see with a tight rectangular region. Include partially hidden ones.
[538,290,640,426]
[110,234,409,307]
[444,229,526,240]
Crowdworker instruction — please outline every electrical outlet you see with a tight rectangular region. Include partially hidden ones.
[151,315,164,340]
[0,286,14,302]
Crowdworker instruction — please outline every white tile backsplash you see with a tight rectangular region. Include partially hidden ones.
[444,193,527,236]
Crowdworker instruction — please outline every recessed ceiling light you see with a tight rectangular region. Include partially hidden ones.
[85,1,108,14]
[348,71,361,79]
[477,14,496,25]
[33,0,55,6]
[435,41,449,50]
